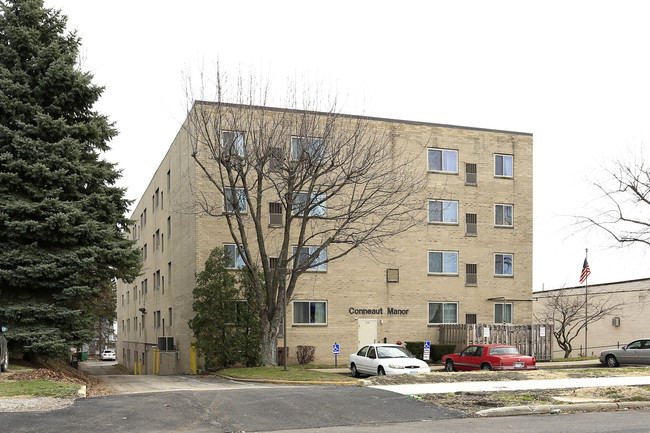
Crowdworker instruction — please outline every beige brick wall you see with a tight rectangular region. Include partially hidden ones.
[117,105,533,372]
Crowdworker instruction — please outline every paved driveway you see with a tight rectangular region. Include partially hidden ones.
[80,360,266,394]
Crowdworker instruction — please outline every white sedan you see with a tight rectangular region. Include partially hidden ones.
[348,344,431,377]
[100,350,116,361]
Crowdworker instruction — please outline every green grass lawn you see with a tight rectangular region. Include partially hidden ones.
[0,379,80,398]
[219,365,354,382]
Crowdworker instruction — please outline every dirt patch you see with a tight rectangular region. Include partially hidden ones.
[367,367,650,414]
[0,359,114,398]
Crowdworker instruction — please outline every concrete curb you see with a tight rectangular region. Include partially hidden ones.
[475,401,650,417]
[214,373,357,386]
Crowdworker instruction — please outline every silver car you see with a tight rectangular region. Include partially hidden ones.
[599,338,650,367]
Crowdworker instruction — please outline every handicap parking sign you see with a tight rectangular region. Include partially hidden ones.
[333,344,340,355]
[424,341,431,349]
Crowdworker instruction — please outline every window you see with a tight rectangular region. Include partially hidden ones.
[465,163,477,185]
[224,188,247,213]
[269,146,284,170]
[222,131,245,157]
[428,148,458,173]
[269,202,283,226]
[495,154,513,177]
[155,229,160,249]
[155,188,160,208]
[495,253,513,276]
[428,200,458,224]
[293,246,327,271]
[428,302,458,324]
[465,313,477,324]
[143,244,147,260]
[293,192,326,216]
[269,257,278,270]
[293,301,327,324]
[169,307,173,327]
[161,191,163,210]
[167,170,170,190]
[143,208,147,225]
[465,213,477,236]
[224,244,246,269]
[428,251,458,274]
[495,204,513,227]
[466,263,477,286]
[291,136,325,162]
[495,303,513,323]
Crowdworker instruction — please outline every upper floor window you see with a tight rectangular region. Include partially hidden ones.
[293,192,327,217]
[495,253,513,276]
[428,251,458,275]
[495,154,513,177]
[224,244,246,269]
[293,300,327,325]
[293,246,327,272]
[222,131,245,157]
[291,137,325,162]
[428,302,458,324]
[428,148,458,173]
[224,188,247,213]
[495,204,513,227]
[428,200,458,224]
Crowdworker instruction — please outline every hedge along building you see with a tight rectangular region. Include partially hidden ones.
[116,102,533,374]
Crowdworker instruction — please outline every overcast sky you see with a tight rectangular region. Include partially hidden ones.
[45,0,650,291]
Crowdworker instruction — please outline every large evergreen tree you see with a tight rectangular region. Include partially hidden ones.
[0,0,140,360]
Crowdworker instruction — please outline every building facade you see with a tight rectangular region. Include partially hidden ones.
[534,278,650,358]
[116,103,533,374]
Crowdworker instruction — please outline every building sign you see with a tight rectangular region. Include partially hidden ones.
[348,307,409,315]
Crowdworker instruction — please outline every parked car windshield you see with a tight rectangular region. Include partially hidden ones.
[377,346,414,359]
[489,347,519,355]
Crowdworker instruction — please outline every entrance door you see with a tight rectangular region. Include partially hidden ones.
[357,319,377,349]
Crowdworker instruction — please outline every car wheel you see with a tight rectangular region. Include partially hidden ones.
[350,363,360,378]
[377,366,386,376]
[606,355,619,368]
[445,359,456,372]
[480,363,493,371]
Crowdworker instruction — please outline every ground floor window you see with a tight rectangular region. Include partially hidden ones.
[494,303,513,323]
[428,302,458,324]
[293,301,327,325]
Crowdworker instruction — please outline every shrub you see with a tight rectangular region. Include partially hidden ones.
[404,342,456,362]
[296,345,315,365]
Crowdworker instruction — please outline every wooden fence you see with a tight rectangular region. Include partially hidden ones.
[438,323,554,361]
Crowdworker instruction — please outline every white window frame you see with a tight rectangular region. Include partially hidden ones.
[428,302,458,324]
[222,130,245,157]
[293,246,327,272]
[224,243,246,269]
[293,192,327,217]
[291,136,325,162]
[494,204,514,227]
[427,148,458,174]
[428,250,458,275]
[495,154,513,177]
[428,200,458,224]
[292,300,328,325]
[494,253,514,276]
[223,188,247,213]
[494,303,513,324]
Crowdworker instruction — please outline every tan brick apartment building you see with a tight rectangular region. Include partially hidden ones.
[116,102,533,374]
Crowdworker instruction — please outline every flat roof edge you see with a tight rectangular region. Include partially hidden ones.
[194,101,533,137]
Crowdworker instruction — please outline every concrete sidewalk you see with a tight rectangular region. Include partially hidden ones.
[369,375,650,395]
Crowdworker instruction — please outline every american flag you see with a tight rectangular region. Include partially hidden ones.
[579,258,591,284]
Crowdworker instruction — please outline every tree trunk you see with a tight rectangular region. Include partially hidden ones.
[260,320,279,366]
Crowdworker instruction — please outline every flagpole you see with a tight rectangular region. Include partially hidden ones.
[584,248,588,358]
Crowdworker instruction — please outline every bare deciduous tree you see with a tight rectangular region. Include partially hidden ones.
[579,157,650,247]
[534,289,623,358]
[182,70,426,365]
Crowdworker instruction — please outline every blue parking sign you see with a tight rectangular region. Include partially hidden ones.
[424,341,431,349]
[333,344,340,355]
